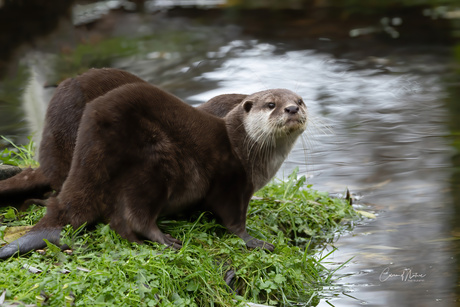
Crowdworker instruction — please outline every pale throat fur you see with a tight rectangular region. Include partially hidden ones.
[228,89,307,191]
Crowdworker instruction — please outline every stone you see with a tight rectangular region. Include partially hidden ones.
[0,165,22,180]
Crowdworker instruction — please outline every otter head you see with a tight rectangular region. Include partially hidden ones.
[239,89,308,190]
[242,89,307,146]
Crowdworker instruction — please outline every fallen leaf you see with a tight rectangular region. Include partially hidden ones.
[23,264,42,274]
[77,267,91,272]
[2,226,33,244]
[355,210,377,219]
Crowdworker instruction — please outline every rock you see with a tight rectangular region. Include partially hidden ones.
[0,165,22,180]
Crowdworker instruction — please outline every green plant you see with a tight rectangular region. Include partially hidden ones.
[0,136,39,168]
[251,168,359,248]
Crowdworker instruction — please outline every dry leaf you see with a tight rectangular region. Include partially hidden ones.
[355,210,377,219]
[2,226,33,244]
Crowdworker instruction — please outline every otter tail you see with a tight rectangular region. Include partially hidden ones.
[0,227,61,259]
[0,167,51,207]
[0,195,70,259]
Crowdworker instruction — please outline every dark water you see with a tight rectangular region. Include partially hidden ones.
[0,3,459,306]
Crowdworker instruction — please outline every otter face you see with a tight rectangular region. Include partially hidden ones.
[243,89,307,145]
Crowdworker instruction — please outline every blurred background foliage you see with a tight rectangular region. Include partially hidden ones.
[0,0,458,79]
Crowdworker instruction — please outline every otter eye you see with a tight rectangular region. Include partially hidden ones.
[297,99,303,106]
[267,102,276,109]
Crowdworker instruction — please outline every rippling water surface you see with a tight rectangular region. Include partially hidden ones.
[186,40,458,306]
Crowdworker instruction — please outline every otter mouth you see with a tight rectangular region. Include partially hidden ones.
[277,118,306,135]
[284,117,306,129]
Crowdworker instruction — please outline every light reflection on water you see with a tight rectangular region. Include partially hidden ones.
[189,41,456,306]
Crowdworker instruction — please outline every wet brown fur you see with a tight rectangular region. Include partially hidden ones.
[198,93,248,118]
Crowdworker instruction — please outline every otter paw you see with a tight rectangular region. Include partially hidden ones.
[164,234,182,249]
[245,238,274,252]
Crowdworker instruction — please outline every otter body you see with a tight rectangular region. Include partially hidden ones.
[0,69,246,206]
[0,69,307,258]
[0,69,149,205]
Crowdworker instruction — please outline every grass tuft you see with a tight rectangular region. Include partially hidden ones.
[0,136,39,168]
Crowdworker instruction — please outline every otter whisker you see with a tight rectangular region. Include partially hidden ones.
[308,114,333,136]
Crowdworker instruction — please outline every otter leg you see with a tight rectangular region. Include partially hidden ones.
[211,195,275,252]
[108,194,182,249]
[109,215,142,244]
[111,217,182,249]
[130,214,182,249]
[144,223,182,249]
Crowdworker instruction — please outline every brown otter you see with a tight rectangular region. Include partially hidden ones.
[0,69,246,207]
[0,69,148,206]
[198,93,248,118]
[0,69,307,258]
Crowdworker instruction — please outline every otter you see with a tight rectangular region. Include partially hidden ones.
[0,69,149,206]
[0,69,246,207]
[0,69,307,258]
[0,69,248,248]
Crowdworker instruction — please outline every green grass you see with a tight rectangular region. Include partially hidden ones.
[0,136,39,168]
[0,139,362,306]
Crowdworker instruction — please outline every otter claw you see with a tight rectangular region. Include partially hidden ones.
[245,238,274,252]
[164,234,182,249]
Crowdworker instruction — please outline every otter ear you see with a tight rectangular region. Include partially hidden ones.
[243,101,253,113]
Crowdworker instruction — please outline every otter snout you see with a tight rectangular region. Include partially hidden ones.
[284,105,299,114]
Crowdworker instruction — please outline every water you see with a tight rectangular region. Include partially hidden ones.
[188,41,457,306]
[0,6,458,306]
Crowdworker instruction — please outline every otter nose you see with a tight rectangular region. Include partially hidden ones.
[284,105,299,114]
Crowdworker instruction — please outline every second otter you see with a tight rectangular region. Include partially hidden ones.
[0,69,246,206]
[0,69,307,258]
